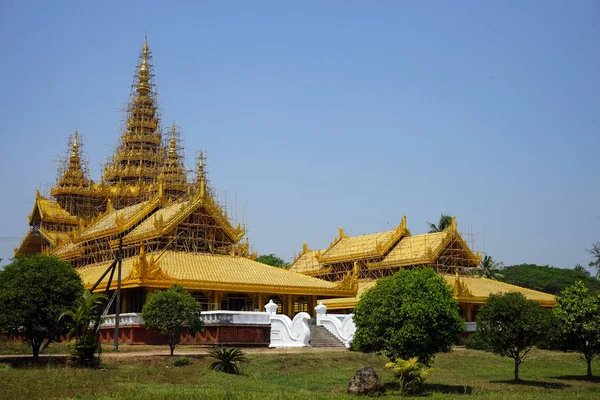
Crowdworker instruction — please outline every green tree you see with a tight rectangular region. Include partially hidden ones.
[0,255,84,359]
[554,281,600,379]
[352,268,464,366]
[478,255,505,280]
[471,292,550,381]
[141,285,203,355]
[574,263,592,278]
[255,254,289,269]
[500,264,600,294]
[60,290,107,366]
[588,242,600,278]
[426,214,453,233]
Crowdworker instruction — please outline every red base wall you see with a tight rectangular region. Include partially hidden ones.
[98,324,270,347]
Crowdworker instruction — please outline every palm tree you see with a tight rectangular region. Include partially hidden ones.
[60,290,107,340]
[427,214,453,233]
[478,255,505,280]
[208,347,248,374]
[60,290,107,366]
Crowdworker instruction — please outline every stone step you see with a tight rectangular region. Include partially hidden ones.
[309,325,346,348]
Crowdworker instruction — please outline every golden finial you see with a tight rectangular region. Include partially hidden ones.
[71,129,79,157]
[197,151,205,181]
[137,35,150,94]
[169,122,177,155]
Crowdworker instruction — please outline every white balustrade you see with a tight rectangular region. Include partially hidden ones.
[200,310,270,325]
[315,302,356,348]
[101,313,145,327]
[265,300,311,348]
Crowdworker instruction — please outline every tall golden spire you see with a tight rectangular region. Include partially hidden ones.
[168,121,177,155]
[137,34,150,95]
[102,35,164,203]
[159,122,187,198]
[52,130,90,211]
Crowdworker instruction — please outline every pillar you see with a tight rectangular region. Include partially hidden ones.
[121,290,128,313]
[465,303,473,322]
[286,295,293,317]
[257,293,264,311]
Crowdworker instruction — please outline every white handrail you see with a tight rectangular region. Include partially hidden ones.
[314,302,356,348]
[265,300,311,348]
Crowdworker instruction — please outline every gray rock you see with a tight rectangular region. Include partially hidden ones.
[347,366,385,395]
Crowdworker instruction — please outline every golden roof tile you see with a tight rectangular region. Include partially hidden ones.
[29,193,77,225]
[80,251,357,297]
[440,274,556,306]
[367,232,447,269]
[321,274,556,310]
[76,194,161,242]
[288,250,327,275]
[318,217,407,263]
[123,199,191,243]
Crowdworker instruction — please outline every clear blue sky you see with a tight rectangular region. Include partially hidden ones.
[1,1,599,271]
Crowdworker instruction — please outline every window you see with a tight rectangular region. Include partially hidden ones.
[268,295,285,314]
[220,293,254,311]
[191,291,210,311]
[293,297,308,314]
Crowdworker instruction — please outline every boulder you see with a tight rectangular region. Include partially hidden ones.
[347,366,385,395]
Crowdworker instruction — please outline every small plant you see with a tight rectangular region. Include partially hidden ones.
[171,356,192,367]
[208,347,248,375]
[60,290,107,367]
[385,357,433,396]
[0,362,11,371]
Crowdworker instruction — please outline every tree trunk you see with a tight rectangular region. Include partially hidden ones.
[31,342,40,361]
[514,358,520,382]
[587,358,593,380]
[169,342,175,356]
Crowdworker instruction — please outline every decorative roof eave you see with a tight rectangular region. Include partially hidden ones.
[202,194,245,243]
[122,194,203,245]
[75,188,164,243]
[430,219,482,267]
[14,230,38,255]
[301,267,333,277]
[89,279,358,297]
[366,257,433,270]
[314,227,348,263]
[29,191,78,226]
[319,217,408,264]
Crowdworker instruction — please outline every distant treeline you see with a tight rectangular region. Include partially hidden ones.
[500,264,600,295]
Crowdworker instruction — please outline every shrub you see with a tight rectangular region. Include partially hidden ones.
[171,356,192,367]
[0,362,11,371]
[385,357,433,396]
[464,333,488,351]
[352,268,464,366]
[208,347,247,375]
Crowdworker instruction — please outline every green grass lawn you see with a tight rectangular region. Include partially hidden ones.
[0,347,598,399]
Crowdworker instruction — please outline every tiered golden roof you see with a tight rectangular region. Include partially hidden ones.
[103,36,163,190]
[159,123,188,198]
[78,248,358,297]
[15,37,359,305]
[52,130,90,191]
